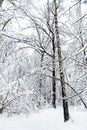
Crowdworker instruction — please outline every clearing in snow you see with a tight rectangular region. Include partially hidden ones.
[0,107,87,130]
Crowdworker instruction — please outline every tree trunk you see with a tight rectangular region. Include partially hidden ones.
[52,35,56,108]
[38,51,44,107]
[46,0,56,108]
[0,0,4,114]
[0,0,4,7]
[54,0,69,122]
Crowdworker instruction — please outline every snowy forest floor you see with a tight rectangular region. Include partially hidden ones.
[0,107,87,130]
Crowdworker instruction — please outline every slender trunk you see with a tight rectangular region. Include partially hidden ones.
[0,0,4,113]
[52,35,56,108]
[54,0,69,122]
[47,0,56,108]
[40,52,44,89]
[39,52,44,107]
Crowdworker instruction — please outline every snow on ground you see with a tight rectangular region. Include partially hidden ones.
[0,107,87,130]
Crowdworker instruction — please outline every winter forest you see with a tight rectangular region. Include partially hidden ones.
[0,0,87,130]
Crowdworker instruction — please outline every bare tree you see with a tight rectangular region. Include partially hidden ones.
[53,0,69,122]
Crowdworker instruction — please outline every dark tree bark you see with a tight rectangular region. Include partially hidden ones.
[0,0,4,7]
[0,107,3,114]
[52,35,56,108]
[47,0,56,108]
[53,0,69,122]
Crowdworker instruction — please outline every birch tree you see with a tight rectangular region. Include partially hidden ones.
[53,0,69,122]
